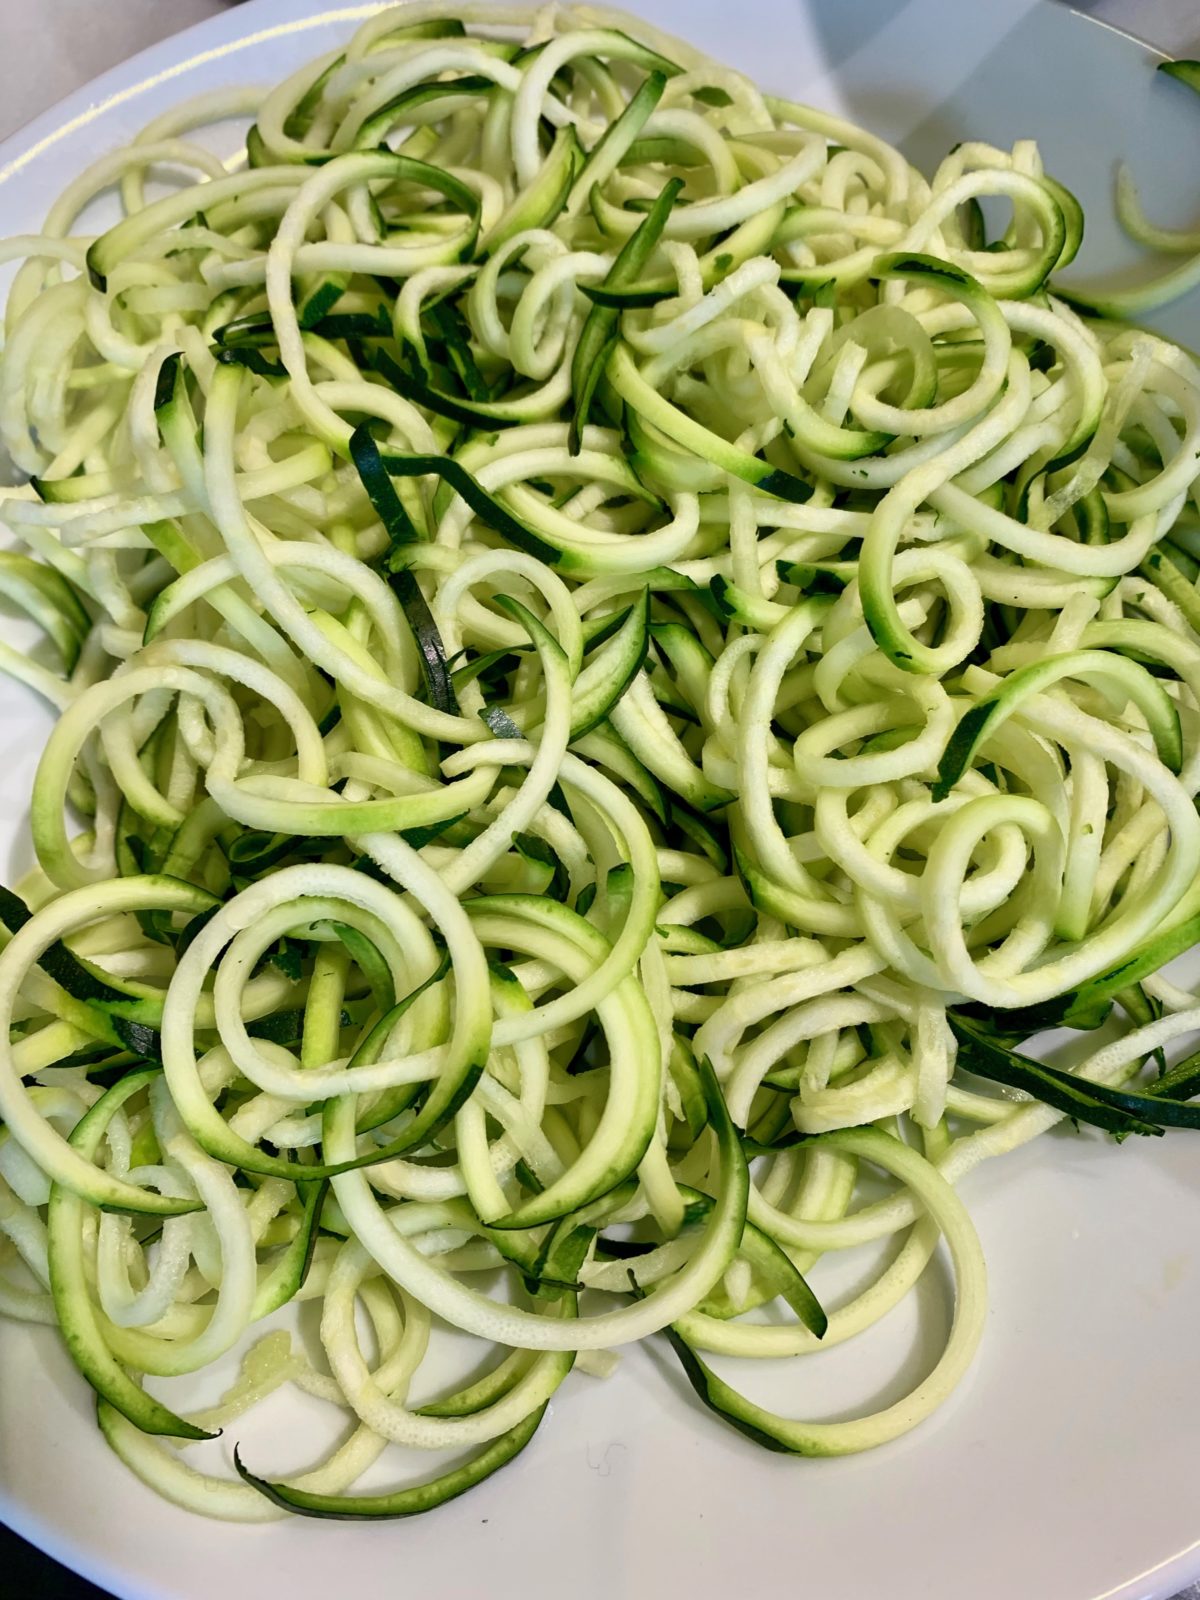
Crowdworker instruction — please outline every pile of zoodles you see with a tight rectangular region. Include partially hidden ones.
[2,0,1200,1521]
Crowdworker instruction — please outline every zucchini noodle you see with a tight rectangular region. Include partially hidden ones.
[1,0,1200,1523]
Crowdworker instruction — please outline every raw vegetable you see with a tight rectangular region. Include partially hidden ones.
[2,0,1200,1524]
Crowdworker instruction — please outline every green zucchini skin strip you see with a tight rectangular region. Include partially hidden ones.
[415,1347,535,1418]
[569,590,650,738]
[253,1178,329,1319]
[607,344,813,503]
[350,949,453,1135]
[86,168,310,290]
[349,424,461,718]
[956,1022,1200,1133]
[566,70,666,216]
[661,1127,985,1456]
[948,1015,1162,1137]
[377,450,561,565]
[1160,59,1200,92]
[482,126,581,256]
[354,74,495,152]
[674,1183,827,1336]
[570,176,683,449]
[0,881,215,1027]
[1063,906,1200,1028]
[0,552,91,671]
[933,649,1184,801]
[233,1402,548,1519]
[234,1282,582,1519]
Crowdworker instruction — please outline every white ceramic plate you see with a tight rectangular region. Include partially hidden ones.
[3,3,1200,1597]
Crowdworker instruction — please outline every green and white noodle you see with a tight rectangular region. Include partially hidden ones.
[1,0,1199,1521]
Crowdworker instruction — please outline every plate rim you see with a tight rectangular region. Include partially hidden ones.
[0,2,388,192]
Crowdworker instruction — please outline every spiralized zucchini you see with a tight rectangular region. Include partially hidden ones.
[1,0,1200,1521]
